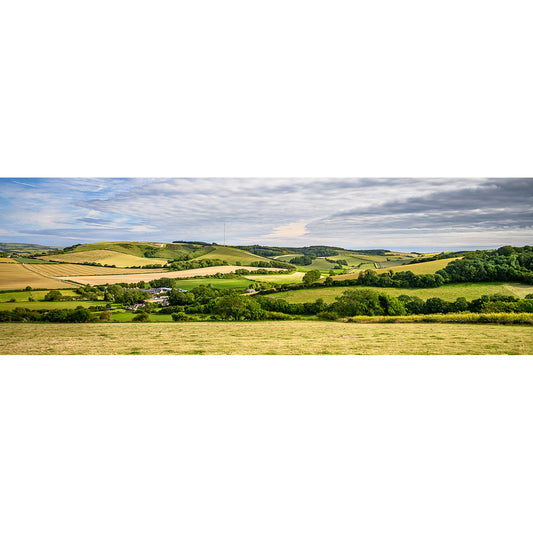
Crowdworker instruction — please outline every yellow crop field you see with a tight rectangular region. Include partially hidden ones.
[26,263,166,278]
[40,250,169,267]
[245,271,306,284]
[0,264,77,290]
[0,258,17,263]
[336,257,460,280]
[57,265,282,286]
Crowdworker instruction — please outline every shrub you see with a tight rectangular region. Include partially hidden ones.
[133,312,150,322]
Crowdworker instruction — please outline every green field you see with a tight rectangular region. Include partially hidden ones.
[266,282,533,304]
[1,321,530,354]
[0,300,104,311]
[171,277,252,290]
[336,257,462,279]
[199,245,266,266]
[12,257,55,264]
[0,289,80,302]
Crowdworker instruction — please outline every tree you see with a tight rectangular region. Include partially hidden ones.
[302,270,321,285]
[44,290,62,301]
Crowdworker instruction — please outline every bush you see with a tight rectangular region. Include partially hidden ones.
[133,312,150,322]
[172,312,189,321]
[317,311,339,321]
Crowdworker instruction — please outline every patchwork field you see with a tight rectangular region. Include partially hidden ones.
[40,250,169,267]
[336,257,460,279]
[0,264,77,290]
[266,282,533,304]
[57,265,282,286]
[1,322,530,355]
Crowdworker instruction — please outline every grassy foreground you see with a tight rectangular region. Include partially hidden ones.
[0,322,531,355]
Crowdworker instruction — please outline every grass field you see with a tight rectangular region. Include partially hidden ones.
[171,278,252,290]
[266,282,533,303]
[199,245,266,266]
[1,322,530,354]
[0,300,104,310]
[13,257,55,264]
[336,257,460,280]
[0,289,79,302]
[41,250,169,267]
[0,264,77,290]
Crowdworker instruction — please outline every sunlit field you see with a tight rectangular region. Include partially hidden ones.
[267,282,533,303]
[1,322,530,355]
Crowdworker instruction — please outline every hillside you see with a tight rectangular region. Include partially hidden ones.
[41,249,169,267]
[335,257,460,280]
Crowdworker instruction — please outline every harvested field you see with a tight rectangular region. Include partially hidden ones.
[0,264,77,290]
[26,263,166,277]
[0,258,17,263]
[58,265,282,285]
[40,250,169,267]
[1,322,530,355]
[245,271,306,284]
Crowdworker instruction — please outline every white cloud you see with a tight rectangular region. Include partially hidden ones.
[264,221,309,239]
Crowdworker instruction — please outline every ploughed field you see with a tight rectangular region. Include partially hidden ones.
[1,322,530,355]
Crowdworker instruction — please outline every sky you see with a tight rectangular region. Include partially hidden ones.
[0,177,531,252]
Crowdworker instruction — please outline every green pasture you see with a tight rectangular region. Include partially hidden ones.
[0,300,104,311]
[266,282,533,304]
[13,257,54,264]
[199,245,265,266]
[0,289,80,302]
[171,278,252,290]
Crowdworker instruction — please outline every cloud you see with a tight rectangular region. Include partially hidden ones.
[1,177,531,250]
[264,221,309,239]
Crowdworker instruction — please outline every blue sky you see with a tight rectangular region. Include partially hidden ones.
[0,178,531,252]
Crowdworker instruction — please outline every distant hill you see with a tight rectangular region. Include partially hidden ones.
[0,242,63,256]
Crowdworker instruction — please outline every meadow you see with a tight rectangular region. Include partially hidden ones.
[266,282,533,303]
[1,321,530,354]
[41,249,169,267]
[0,300,104,310]
[0,289,79,302]
[198,245,265,265]
[335,257,461,279]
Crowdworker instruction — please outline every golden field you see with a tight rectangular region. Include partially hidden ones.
[0,264,76,290]
[40,250,169,267]
[0,321,530,355]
